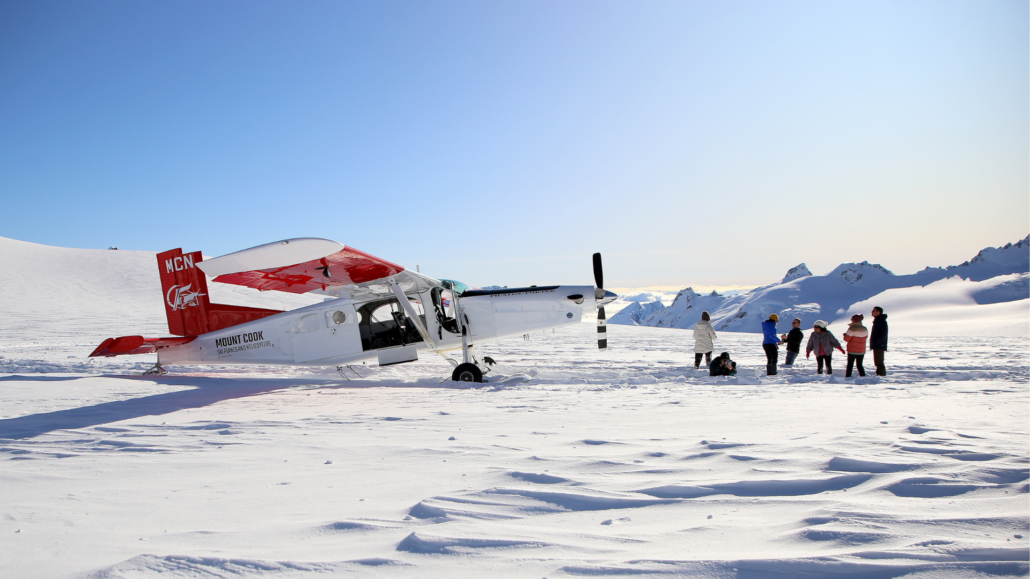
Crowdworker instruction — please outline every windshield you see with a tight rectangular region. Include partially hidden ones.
[440,279,470,296]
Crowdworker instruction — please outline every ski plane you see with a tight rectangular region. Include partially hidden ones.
[90,238,617,382]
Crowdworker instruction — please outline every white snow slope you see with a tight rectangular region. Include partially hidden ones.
[617,236,1030,335]
[1,237,1028,579]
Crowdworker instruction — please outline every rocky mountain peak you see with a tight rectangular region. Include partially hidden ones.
[949,234,1030,270]
[830,261,894,285]
[781,263,812,284]
[671,287,698,306]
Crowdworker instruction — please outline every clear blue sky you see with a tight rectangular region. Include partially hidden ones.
[1,1,1026,288]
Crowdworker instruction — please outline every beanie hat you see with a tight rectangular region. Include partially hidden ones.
[851,314,864,323]
[769,313,779,322]
[814,320,827,329]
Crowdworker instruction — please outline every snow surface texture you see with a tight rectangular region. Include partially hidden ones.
[610,236,1030,335]
[0,237,1028,578]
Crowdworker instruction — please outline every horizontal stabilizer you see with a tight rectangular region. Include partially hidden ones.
[207,304,284,331]
[90,336,196,358]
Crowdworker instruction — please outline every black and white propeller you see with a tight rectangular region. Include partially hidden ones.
[593,252,607,350]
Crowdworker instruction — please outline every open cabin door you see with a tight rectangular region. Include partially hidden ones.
[292,305,362,363]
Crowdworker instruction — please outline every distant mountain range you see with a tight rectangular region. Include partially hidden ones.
[610,235,1030,333]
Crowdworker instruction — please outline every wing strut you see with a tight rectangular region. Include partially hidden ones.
[390,282,437,350]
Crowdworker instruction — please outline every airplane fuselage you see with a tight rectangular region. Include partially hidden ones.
[161,284,600,367]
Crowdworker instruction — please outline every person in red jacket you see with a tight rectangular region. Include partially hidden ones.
[842,314,868,377]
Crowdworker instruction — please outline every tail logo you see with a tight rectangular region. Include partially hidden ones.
[166,284,206,311]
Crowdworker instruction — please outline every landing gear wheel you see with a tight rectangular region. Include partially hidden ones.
[451,363,483,383]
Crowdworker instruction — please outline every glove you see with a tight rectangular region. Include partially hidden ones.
[837,347,846,354]
[806,351,811,359]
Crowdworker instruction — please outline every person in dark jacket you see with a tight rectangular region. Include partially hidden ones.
[780,318,804,366]
[869,307,888,376]
[709,352,737,376]
[761,314,780,375]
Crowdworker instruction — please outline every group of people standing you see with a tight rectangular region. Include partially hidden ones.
[693,308,889,377]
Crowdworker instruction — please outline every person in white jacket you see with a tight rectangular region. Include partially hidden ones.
[693,311,718,369]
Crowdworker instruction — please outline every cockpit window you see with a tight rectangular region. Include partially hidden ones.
[440,279,470,296]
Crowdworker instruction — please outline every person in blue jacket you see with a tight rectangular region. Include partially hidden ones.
[870,307,889,376]
[761,314,780,375]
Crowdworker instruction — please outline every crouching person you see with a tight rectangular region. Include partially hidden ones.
[710,352,737,376]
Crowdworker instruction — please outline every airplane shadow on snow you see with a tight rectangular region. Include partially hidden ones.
[0,375,89,382]
[0,374,441,440]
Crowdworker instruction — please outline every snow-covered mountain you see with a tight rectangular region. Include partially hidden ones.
[618,288,728,328]
[614,235,1030,335]
[607,299,666,325]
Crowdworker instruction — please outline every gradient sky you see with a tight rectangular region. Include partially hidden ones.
[2,1,1027,289]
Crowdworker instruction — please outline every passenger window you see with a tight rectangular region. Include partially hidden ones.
[371,300,423,323]
[293,313,321,333]
[327,310,346,325]
[371,303,399,324]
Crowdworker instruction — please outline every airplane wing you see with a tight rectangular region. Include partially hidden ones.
[196,238,438,297]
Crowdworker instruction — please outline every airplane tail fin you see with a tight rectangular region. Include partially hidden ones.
[156,248,282,337]
[157,248,210,336]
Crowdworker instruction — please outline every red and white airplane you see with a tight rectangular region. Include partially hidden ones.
[90,239,617,382]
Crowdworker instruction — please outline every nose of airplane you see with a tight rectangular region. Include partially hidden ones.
[598,289,617,307]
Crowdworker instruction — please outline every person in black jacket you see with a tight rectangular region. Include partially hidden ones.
[709,352,737,376]
[869,307,888,376]
[780,318,804,366]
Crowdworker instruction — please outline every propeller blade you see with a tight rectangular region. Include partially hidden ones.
[597,306,607,350]
[592,252,603,289]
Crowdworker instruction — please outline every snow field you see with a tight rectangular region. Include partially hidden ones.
[1,325,1027,578]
